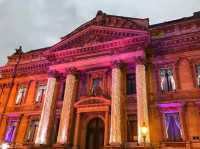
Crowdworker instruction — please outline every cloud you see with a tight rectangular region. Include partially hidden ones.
[0,0,199,66]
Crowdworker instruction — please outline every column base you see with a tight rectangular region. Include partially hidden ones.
[104,144,123,149]
[32,144,50,149]
[72,145,80,149]
[53,143,71,149]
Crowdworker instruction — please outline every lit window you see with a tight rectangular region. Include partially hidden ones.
[126,74,136,95]
[4,120,17,143]
[91,78,102,96]
[16,86,27,104]
[160,68,176,91]
[196,65,200,87]
[25,119,39,142]
[164,113,182,141]
[35,85,46,103]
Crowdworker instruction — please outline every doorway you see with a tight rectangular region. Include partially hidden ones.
[85,118,104,149]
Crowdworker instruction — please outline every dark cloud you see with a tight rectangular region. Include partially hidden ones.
[0,0,199,65]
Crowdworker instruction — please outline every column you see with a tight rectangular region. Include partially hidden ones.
[73,113,81,148]
[57,67,79,144]
[0,115,7,143]
[35,71,58,145]
[109,61,127,146]
[15,115,29,146]
[136,58,150,144]
[186,102,200,140]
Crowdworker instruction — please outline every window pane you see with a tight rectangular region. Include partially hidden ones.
[160,68,175,91]
[126,74,136,95]
[25,119,39,142]
[35,85,46,103]
[4,120,17,143]
[164,113,182,141]
[196,65,200,87]
[16,86,26,104]
[91,78,102,96]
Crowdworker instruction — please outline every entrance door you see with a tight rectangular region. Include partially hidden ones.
[85,118,104,149]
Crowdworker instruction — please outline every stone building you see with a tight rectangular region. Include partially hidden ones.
[0,11,200,149]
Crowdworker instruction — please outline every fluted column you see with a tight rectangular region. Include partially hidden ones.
[136,58,150,144]
[109,61,127,146]
[57,67,79,144]
[35,71,58,145]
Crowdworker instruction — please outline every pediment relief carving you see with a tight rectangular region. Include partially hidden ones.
[74,96,111,108]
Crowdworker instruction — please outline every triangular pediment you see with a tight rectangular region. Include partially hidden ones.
[51,11,149,51]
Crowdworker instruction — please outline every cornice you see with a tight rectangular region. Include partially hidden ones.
[50,25,148,51]
[45,35,149,65]
[152,31,200,55]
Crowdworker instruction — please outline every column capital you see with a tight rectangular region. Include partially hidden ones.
[47,70,60,78]
[111,60,126,69]
[65,67,80,76]
[135,56,145,65]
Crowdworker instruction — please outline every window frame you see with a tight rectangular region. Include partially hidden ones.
[34,84,47,104]
[159,66,176,92]
[24,117,39,143]
[15,85,27,105]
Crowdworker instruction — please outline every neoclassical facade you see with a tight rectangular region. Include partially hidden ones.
[0,11,200,149]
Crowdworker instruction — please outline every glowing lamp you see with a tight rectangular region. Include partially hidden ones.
[1,143,9,149]
[141,124,148,136]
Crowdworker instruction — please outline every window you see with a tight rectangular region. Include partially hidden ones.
[164,113,182,141]
[16,86,27,104]
[126,74,136,95]
[25,119,39,143]
[4,120,17,143]
[160,68,176,91]
[91,78,102,96]
[35,85,46,103]
[127,115,137,142]
[196,64,200,87]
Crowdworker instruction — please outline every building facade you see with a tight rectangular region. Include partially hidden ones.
[0,11,200,149]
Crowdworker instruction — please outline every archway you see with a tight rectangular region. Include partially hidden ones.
[85,118,104,149]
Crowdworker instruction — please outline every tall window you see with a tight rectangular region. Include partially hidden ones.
[160,68,176,91]
[25,119,39,143]
[196,64,200,87]
[4,120,17,143]
[164,113,182,141]
[16,86,27,104]
[91,78,102,96]
[126,74,136,95]
[35,85,46,103]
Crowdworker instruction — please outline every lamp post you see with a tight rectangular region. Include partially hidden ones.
[141,122,148,149]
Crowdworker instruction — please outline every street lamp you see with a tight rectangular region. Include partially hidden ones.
[141,122,148,149]
[0,143,9,149]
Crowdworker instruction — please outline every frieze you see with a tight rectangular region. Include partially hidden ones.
[152,31,200,55]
